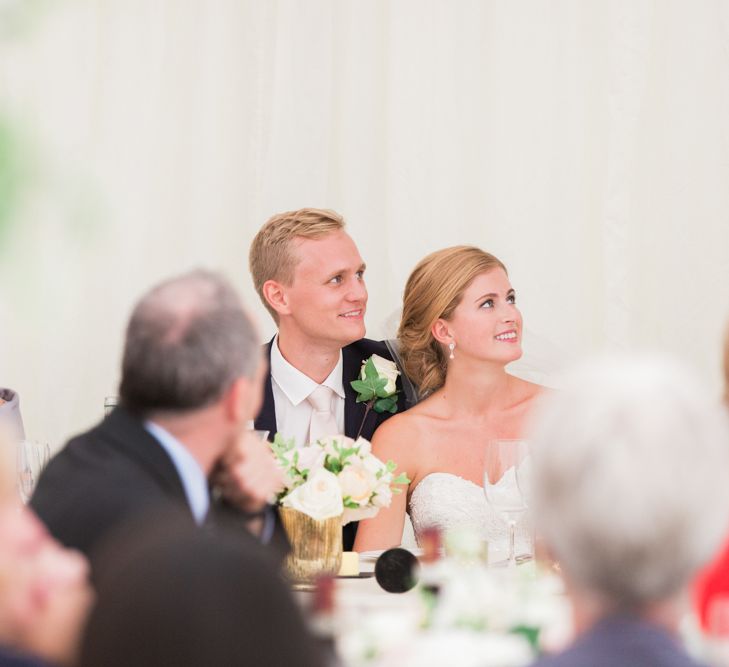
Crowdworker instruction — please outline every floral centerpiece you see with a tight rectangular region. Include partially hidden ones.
[271,433,409,583]
[338,544,571,667]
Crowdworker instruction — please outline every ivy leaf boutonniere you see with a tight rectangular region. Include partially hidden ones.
[350,354,400,439]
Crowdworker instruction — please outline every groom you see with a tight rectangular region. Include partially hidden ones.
[249,208,407,550]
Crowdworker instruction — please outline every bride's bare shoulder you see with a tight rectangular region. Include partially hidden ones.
[369,405,432,455]
[502,376,549,417]
[372,409,424,440]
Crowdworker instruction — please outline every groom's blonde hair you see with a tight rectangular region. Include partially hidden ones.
[249,208,345,322]
[399,246,506,396]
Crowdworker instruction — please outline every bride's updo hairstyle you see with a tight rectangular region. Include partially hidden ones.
[398,246,506,396]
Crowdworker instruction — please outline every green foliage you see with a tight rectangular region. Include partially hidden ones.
[343,496,360,509]
[321,436,361,475]
[325,455,343,474]
[270,433,301,480]
[351,359,389,402]
[510,625,540,651]
[270,432,295,459]
[391,472,410,486]
[374,396,397,413]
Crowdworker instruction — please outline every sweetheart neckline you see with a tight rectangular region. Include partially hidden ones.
[412,471,484,495]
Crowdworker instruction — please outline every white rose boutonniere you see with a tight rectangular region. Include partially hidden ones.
[351,354,401,439]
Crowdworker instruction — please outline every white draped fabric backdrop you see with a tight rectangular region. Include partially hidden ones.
[0,0,728,449]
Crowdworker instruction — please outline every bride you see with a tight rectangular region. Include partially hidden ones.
[353,246,544,552]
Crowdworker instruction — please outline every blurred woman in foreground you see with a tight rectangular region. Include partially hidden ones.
[529,356,729,667]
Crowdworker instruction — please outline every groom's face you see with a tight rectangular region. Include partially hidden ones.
[282,230,367,347]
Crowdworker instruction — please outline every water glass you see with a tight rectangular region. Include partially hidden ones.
[483,439,530,567]
[17,439,51,503]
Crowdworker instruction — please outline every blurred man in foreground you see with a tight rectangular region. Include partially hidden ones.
[31,270,286,571]
[529,356,729,667]
[0,443,92,666]
[80,519,323,667]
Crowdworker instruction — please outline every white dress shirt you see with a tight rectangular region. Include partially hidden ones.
[270,335,345,447]
[144,421,210,525]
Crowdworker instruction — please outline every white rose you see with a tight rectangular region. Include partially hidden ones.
[372,481,393,508]
[360,354,400,395]
[314,434,352,457]
[296,445,326,473]
[282,469,343,520]
[338,461,377,506]
[354,437,372,456]
[362,452,386,477]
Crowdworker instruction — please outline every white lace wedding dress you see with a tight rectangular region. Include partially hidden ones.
[408,472,531,556]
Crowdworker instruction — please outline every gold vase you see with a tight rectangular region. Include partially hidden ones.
[279,507,342,587]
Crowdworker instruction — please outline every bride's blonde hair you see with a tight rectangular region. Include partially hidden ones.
[398,246,507,396]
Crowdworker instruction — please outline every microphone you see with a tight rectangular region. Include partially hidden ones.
[374,548,420,593]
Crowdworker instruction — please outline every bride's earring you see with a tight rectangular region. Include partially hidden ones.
[448,341,456,360]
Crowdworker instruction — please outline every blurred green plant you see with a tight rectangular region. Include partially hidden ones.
[0,116,28,241]
[0,0,48,244]
[0,0,48,41]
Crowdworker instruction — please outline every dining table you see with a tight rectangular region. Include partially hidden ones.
[294,548,575,667]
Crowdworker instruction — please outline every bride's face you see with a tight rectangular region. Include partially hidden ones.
[444,268,523,365]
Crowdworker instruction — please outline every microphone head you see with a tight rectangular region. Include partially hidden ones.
[374,548,420,593]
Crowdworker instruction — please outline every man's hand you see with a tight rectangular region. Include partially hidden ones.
[214,431,285,514]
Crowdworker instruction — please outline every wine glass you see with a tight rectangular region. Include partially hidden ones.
[483,439,529,567]
[514,452,533,508]
[17,439,51,503]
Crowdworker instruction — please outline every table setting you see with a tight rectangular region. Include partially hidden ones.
[265,429,573,666]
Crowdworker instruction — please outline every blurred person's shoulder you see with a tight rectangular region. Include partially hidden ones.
[530,615,709,667]
[0,645,56,667]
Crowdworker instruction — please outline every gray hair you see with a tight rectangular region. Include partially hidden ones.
[529,355,729,611]
[119,270,260,416]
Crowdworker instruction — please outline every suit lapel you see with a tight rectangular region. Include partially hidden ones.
[254,340,278,436]
[343,345,369,439]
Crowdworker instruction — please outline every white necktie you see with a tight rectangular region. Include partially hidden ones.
[307,385,339,443]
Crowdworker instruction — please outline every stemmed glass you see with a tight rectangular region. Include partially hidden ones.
[16,439,51,503]
[483,439,530,567]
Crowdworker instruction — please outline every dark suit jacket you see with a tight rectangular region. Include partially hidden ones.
[254,337,408,549]
[30,407,286,572]
[531,615,708,667]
